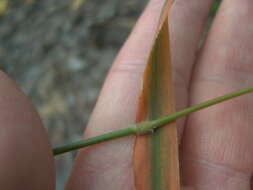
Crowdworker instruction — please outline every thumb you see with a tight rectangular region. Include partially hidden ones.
[0,71,55,189]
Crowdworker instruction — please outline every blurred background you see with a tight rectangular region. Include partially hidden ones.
[0,0,147,189]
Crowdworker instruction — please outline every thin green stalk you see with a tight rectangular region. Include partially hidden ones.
[210,0,222,17]
[53,127,136,155]
[53,86,253,156]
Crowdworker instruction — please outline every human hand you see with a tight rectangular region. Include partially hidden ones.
[0,0,252,189]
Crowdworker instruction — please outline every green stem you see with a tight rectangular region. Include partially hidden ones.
[53,127,136,155]
[53,86,253,156]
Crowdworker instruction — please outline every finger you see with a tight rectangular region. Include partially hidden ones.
[183,0,253,189]
[66,1,165,189]
[0,71,55,189]
[170,0,214,138]
[66,0,216,189]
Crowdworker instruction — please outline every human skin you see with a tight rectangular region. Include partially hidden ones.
[0,0,253,189]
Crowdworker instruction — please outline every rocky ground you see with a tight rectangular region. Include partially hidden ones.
[0,0,147,189]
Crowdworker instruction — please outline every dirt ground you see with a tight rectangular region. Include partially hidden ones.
[0,0,147,188]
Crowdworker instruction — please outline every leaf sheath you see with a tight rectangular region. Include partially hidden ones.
[133,1,180,189]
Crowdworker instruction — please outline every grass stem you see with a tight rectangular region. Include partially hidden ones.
[53,86,253,156]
